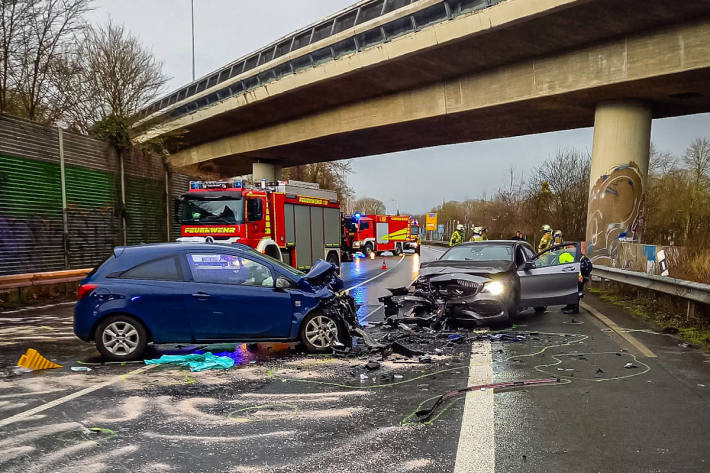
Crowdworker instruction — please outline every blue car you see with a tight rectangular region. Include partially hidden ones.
[74,243,358,361]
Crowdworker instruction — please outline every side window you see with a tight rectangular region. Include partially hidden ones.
[522,246,536,261]
[534,244,578,268]
[359,221,370,230]
[515,248,526,267]
[187,253,273,287]
[246,198,263,222]
[120,256,182,281]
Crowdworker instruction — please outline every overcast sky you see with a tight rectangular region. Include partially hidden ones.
[88,1,710,214]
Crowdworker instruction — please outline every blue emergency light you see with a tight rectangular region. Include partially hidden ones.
[354,213,362,220]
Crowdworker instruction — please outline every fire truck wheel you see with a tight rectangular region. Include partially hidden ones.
[364,243,374,257]
[300,311,349,353]
[394,244,403,256]
[326,252,340,269]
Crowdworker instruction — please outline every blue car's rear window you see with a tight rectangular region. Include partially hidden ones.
[118,256,183,281]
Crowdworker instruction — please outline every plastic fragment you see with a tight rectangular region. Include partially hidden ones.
[144,352,235,372]
[624,362,638,369]
[71,366,92,372]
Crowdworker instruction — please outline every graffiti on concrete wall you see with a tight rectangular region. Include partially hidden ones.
[586,162,645,265]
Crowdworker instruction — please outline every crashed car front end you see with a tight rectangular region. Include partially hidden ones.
[380,264,516,328]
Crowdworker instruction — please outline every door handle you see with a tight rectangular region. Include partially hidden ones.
[561,266,577,272]
[191,292,211,300]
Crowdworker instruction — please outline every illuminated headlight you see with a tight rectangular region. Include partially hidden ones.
[353,241,362,248]
[481,281,504,296]
[413,242,418,247]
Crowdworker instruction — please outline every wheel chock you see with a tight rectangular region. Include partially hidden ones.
[17,348,62,370]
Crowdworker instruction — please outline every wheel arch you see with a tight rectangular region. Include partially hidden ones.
[257,238,283,261]
[90,312,153,343]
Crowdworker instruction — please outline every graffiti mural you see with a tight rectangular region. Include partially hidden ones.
[586,162,645,265]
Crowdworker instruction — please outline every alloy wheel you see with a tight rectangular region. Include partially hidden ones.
[304,316,338,349]
[102,321,140,356]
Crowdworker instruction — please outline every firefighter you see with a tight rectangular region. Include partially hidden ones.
[563,255,594,314]
[470,226,484,242]
[553,230,564,246]
[537,224,553,253]
[450,224,465,247]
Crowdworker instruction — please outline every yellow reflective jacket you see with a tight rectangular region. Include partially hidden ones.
[450,230,463,247]
[537,233,552,253]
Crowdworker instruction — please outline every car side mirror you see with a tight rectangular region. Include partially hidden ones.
[522,261,535,271]
[275,277,292,290]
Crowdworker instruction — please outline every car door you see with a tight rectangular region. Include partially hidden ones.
[518,243,580,308]
[111,254,192,343]
[184,251,293,341]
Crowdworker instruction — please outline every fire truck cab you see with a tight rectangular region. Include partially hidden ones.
[176,180,341,271]
[343,214,412,257]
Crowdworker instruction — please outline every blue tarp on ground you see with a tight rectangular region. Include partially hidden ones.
[144,352,236,371]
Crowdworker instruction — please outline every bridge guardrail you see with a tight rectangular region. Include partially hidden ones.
[593,265,710,305]
[0,269,92,290]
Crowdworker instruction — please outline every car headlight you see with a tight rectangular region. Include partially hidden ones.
[481,281,504,296]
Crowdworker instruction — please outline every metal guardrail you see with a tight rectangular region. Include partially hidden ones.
[423,240,448,247]
[593,265,710,305]
[0,269,91,290]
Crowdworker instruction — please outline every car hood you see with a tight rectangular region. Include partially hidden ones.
[298,259,344,293]
[420,259,516,276]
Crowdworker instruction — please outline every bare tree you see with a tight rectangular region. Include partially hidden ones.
[649,142,677,176]
[55,21,168,133]
[12,0,90,121]
[282,161,353,203]
[0,0,35,114]
[353,197,386,215]
[681,138,710,242]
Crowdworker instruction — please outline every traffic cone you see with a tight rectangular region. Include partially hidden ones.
[381,258,388,270]
[17,348,62,371]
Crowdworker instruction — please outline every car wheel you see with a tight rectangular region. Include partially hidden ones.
[534,306,546,314]
[364,243,374,257]
[95,314,148,361]
[300,311,348,353]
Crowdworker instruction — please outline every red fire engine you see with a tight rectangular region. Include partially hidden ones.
[342,214,414,257]
[176,180,342,270]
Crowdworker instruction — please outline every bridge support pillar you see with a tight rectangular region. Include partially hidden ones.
[252,162,282,182]
[586,101,651,265]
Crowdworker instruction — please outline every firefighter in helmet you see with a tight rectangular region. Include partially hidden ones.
[537,224,553,253]
[470,226,484,242]
[450,224,465,247]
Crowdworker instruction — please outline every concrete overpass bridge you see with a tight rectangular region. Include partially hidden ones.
[133,0,710,263]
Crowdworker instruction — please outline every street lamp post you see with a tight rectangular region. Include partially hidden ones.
[191,0,195,81]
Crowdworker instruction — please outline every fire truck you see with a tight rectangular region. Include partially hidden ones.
[176,180,342,270]
[406,218,421,254]
[342,214,413,257]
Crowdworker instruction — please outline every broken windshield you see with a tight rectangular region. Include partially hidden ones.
[441,244,514,262]
[180,197,244,225]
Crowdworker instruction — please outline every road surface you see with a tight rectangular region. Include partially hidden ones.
[0,246,708,472]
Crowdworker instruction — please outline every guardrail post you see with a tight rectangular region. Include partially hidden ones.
[687,300,696,321]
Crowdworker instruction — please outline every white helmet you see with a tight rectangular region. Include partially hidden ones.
[541,224,552,233]
[554,230,563,237]
[456,224,464,231]
[473,226,483,234]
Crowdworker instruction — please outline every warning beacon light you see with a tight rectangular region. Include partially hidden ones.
[354,213,362,220]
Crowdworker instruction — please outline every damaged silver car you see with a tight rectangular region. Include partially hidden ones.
[380,241,585,328]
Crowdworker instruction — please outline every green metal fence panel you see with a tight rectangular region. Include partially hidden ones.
[0,154,65,275]
[64,164,122,269]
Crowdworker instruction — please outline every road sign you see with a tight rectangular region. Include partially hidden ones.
[437,224,444,234]
[425,213,437,231]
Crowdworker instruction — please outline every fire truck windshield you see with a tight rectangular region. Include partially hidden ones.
[180,196,244,225]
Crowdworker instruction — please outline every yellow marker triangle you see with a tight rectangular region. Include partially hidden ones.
[17,348,62,370]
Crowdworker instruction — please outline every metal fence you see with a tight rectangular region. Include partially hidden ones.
[0,115,194,276]
[135,0,502,125]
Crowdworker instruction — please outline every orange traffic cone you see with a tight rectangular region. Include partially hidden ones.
[381,258,388,270]
[17,348,62,370]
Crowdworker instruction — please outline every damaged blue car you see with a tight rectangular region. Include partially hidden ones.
[74,243,358,361]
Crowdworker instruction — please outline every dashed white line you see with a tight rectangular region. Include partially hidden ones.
[453,340,495,473]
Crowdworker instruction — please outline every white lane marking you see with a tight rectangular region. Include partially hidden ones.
[581,302,656,357]
[0,364,157,428]
[344,255,406,293]
[361,305,383,322]
[454,340,495,473]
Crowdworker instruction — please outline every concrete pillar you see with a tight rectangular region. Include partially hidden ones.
[252,162,281,182]
[586,101,651,265]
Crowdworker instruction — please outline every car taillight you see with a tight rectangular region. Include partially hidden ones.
[77,283,98,301]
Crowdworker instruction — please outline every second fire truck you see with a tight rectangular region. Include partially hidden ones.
[342,214,419,258]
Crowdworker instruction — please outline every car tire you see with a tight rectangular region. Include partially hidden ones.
[326,252,340,269]
[364,243,374,257]
[534,306,546,314]
[299,311,349,353]
[95,314,148,361]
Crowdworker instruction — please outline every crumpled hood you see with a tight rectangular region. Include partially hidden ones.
[420,259,515,276]
[298,259,344,292]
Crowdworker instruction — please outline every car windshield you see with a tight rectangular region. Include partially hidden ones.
[180,197,244,224]
[441,244,514,262]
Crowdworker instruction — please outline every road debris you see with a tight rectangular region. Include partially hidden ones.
[71,366,92,372]
[145,352,236,372]
[624,362,638,369]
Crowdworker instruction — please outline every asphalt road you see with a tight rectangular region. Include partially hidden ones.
[0,245,709,472]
